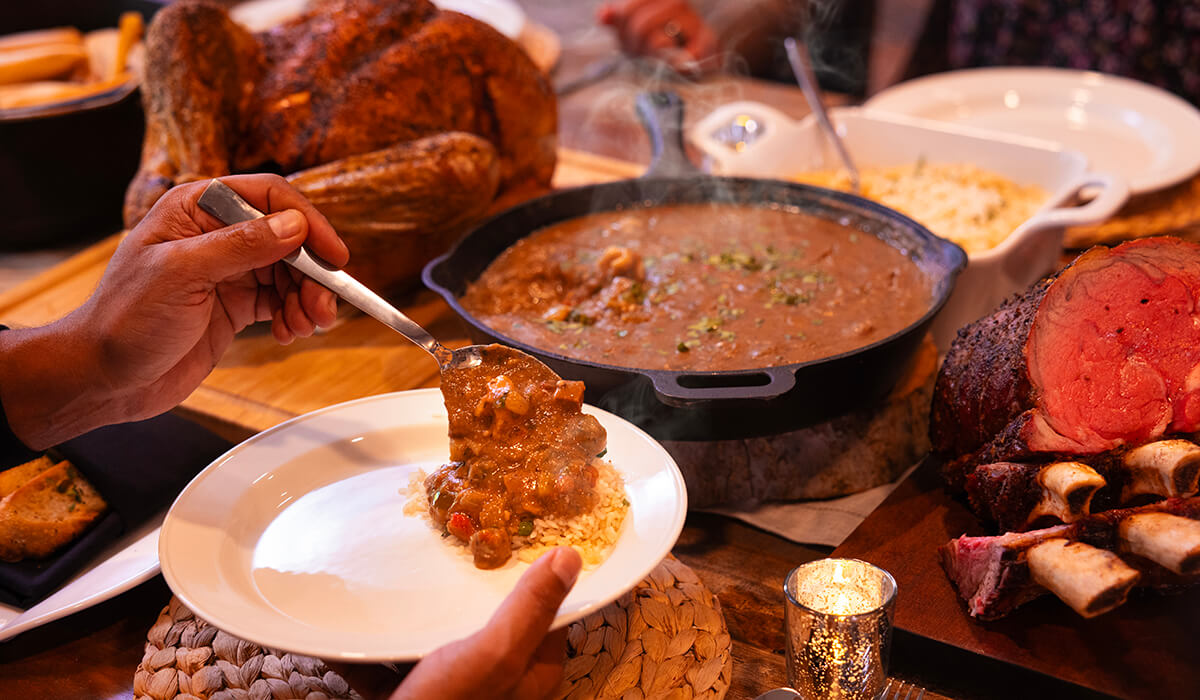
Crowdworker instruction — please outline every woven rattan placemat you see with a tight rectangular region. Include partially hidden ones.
[555,555,732,700]
[135,556,731,700]
[134,596,360,700]
[1064,174,1200,248]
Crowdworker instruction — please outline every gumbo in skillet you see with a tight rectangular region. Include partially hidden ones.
[461,203,933,371]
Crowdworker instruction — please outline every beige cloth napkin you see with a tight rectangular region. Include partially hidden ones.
[702,464,917,548]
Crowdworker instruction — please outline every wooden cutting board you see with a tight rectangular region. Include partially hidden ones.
[0,149,644,439]
[834,460,1200,700]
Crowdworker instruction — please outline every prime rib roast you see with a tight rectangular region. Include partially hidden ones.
[931,237,1200,618]
[124,0,555,290]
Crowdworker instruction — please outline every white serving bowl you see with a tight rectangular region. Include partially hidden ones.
[688,102,1129,348]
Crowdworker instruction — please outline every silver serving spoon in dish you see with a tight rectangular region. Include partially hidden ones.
[783,37,861,194]
[195,178,496,373]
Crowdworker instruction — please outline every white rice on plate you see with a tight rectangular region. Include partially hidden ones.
[403,459,629,567]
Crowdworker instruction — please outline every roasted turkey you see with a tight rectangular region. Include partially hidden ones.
[124,0,556,289]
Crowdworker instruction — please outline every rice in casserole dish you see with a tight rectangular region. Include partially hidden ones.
[793,162,1048,255]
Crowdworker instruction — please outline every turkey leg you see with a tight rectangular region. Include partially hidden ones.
[124,2,262,227]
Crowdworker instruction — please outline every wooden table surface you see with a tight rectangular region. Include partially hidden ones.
[0,59,1113,700]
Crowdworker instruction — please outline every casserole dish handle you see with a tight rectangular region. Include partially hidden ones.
[635,91,705,178]
[1011,171,1129,238]
[993,171,1128,288]
[647,367,798,406]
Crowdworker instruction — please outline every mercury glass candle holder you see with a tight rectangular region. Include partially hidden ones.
[784,558,897,699]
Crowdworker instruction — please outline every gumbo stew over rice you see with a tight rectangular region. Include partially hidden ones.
[461,203,933,371]
[425,344,615,569]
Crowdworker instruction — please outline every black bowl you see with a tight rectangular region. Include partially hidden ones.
[0,1,164,249]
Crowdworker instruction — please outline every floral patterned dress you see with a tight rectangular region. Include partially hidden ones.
[947,0,1200,105]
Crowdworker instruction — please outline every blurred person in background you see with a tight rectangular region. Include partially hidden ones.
[596,0,1200,105]
[597,0,871,94]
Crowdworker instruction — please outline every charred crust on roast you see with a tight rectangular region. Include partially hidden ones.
[931,276,1051,460]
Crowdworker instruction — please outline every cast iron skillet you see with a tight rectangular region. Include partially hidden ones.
[423,92,967,441]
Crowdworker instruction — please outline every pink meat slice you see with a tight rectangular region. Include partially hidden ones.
[931,238,1200,477]
[1026,238,1200,453]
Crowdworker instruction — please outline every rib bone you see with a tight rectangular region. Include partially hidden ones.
[1026,538,1141,618]
[1029,461,1106,525]
[1118,513,1200,575]
[941,497,1200,619]
[1122,439,1200,501]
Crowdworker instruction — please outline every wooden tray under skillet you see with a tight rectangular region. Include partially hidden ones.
[834,460,1200,700]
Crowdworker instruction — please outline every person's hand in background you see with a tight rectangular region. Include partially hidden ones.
[0,174,349,449]
[390,546,582,700]
[597,0,719,73]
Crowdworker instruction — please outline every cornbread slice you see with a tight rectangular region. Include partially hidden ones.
[0,455,56,500]
[0,460,108,562]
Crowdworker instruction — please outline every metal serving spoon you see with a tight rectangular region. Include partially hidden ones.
[783,37,861,194]
[196,178,488,372]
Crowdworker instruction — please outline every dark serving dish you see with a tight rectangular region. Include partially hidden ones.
[0,0,164,249]
[424,93,967,441]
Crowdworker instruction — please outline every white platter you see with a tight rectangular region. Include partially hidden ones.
[434,0,526,38]
[159,389,687,662]
[0,517,162,643]
[864,67,1200,194]
[233,0,526,38]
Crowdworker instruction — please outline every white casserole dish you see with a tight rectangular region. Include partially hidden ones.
[688,102,1129,348]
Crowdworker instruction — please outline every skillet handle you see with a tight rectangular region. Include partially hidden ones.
[647,367,798,406]
[635,91,704,178]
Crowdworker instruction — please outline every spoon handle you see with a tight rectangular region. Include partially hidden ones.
[784,37,861,193]
[196,179,446,360]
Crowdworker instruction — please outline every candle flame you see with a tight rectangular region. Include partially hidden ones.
[832,590,853,615]
[794,559,886,615]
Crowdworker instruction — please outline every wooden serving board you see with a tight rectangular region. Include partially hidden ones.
[834,461,1200,700]
[0,149,644,439]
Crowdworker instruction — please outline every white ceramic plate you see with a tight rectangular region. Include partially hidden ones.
[159,389,687,662]
[0,516,162,642]
[865,67,1200,194]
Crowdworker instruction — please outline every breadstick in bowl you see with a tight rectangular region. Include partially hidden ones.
[0,27,82,53]
[0,13,143,109]
[0,43,87,85]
